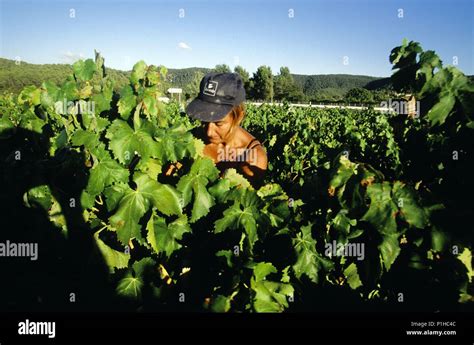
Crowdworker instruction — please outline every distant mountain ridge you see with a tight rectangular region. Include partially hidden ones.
[2,57,470,98]
[0,58,130,94]
[0,57,388,95]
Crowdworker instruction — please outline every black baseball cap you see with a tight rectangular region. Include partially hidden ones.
[185,72,246,122]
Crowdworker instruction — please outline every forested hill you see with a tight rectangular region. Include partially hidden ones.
[0,57,386,96]
[3,57,470,99]
[0,58,131,93]
[292,74,389,100]
[293,74,385,90]
[166,67,212,86]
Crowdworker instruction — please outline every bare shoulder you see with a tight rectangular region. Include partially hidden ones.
[238,127,262,148]
[238,127,255,144]
[239,128,267,170]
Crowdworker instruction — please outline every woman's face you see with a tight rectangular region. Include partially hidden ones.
[203,111,234,144]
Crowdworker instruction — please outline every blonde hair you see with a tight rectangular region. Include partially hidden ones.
[225,103,245,139]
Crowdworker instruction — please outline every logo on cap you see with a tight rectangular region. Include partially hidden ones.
[203,80,218,96]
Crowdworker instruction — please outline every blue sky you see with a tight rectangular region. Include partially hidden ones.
[0,0,472,77]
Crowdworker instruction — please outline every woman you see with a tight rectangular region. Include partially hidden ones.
[185,72,267,187]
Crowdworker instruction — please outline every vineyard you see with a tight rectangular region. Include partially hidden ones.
[0,40,472,313]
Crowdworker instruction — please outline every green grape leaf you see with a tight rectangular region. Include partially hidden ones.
[71,129,100,147]
[193,137,205,157]
[106,119,160,164]
[143,87,160,117]
[427,91,456,126]
[117,85,137,120]
[329,155,358,189]
[253,262,277,281]
[78,84,92,98]
[116,257,155,300]
[154,128,196,163]
[109,185,149,245]
[331,210,357,235]
[222,168,251,189]
[214,201,258,251]
[457,248,473,283]
[47,195,67,235]
[40,81,60,108]
[87,157,129,196]
[257,183,288,201]
[146,213,191,257]
[116,274,143,299]
[209,295,231,312]
[416,50,442,85]
[130,60,147,86]
[59,80,79,101]
[145,65,161,86]
[91,83,113,115]
[0,116,14,138]
[23,185,52,210]
[18,86,41,106]
[94,230,130,273]
[80,190,95,210]
[361,182,398,235]
[104,182,129,212]
[132,257,156,278]
[189,182,214,222]
[71,129,108,158]
[392,181,428,228]
[109,173,180,245]
[251,262,294,312]
[293,224,334,283]
[216,250,233,268]
[257,184,290,228]
[431,227,449,252]
[50,129,68,154]
[91,93,112,115]
[208,178,231,203]
[73,59,97,81]
[136,157,162,180]
[379,234,401,271]
[343,263,362,289]
[177,157,219,222]
[150,182,183,217]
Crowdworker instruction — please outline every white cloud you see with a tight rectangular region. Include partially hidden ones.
[178,42,192,50]
[60,51,86,63]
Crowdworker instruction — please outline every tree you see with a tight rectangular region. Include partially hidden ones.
[286,84,306,102]
[311,88,343,103]
[344,87,374,104]
[234,65,251,97]
[251,65,273,102]
[371,89,393,103]
[274,67,292,99]
[234,65,249,84]
[184,71,204,100]
[213,64,231,73]
[274,66,305,102]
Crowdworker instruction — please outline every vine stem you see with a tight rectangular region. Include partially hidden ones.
[97,225,108,232]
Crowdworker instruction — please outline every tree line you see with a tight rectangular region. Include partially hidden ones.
[181,63,395,104]
[1,57,400,104]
